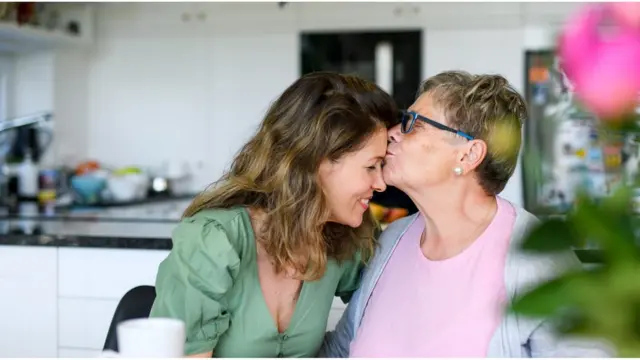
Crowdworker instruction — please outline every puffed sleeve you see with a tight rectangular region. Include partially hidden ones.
[335,251,364,304]
[149,215,242,355]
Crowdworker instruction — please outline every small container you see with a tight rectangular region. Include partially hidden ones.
[17,152,39,199]
[38,169,57,215]
[5,175,19,214]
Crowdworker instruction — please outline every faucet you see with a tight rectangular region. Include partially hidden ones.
[0,112,53,133]
[0,112,54,196]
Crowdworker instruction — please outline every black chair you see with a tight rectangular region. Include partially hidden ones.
[103,285,157,352]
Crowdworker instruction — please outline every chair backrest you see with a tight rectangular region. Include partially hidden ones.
[103,285,157,352]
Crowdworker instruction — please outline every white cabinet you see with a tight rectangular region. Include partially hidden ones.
[57,348,102,358]
[58,248,168,299]
[0,245,347,357]
[0,246,58,357]
[327,297,347,331]
[56,248,169,354]
[327,307,345,331]
[58,298,120,350]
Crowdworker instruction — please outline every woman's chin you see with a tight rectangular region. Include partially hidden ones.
[345,216,364,228]
[328,214,363,228]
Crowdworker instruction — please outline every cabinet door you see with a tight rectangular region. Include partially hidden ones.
[0,246,58,357]
[58,298,120,350]
[58,248,169,299]
[57,248,170,352]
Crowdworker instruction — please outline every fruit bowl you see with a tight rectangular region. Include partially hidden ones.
[71,175,106,204]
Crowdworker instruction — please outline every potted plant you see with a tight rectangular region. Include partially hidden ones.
[510,2,640,356]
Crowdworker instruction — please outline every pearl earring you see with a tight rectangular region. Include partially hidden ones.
[453,167,463,176]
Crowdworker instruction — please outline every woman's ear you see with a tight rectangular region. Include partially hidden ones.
[459,139,487,171]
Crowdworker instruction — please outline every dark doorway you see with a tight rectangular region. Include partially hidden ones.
[300,30,422,214]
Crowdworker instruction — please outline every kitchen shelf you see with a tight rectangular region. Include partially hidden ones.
[0,21,89,53]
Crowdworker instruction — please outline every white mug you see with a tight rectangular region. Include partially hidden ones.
[116,318,186,358]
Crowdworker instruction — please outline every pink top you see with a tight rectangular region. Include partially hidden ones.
[350,196,516,358]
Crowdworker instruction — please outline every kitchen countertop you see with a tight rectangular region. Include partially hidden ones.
[0,198,190,250]
[0,200,605,262]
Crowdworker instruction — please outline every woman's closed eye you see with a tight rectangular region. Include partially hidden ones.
[367,162,382,172]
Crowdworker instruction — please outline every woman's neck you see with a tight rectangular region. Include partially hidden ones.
[407,184,497,259]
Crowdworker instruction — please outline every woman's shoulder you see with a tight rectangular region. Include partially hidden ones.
[171,206,254,262]
[360,214,420,272]
[185,206,251,226]
[378,214,420,247]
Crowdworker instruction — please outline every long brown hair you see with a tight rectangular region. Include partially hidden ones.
[183,72,397,280]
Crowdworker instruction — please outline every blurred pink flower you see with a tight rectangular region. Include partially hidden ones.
[559,3,640,120]
[610,2,640,29]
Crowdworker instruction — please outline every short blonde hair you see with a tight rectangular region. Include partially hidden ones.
[419,71,527,194]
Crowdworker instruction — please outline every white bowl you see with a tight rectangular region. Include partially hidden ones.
[107,176,138,202]
[128,173,150,198]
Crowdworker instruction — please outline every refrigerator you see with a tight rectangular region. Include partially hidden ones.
[522,50,640,216]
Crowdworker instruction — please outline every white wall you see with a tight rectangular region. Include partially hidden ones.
[15,52,55,116]
[20,2,580,204]
[87,29,298,189]
[53,51,91,164]
[0,55,16,121]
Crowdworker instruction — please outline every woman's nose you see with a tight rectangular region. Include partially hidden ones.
[388,124,402,143]
[373,171,387,193]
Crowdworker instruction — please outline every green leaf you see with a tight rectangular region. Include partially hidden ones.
[555,310,596,337]
[510,268,609,318]
[601,114,640,132]
[602,185,635,218]
[570,192,638,264]
[510,273,575,317]
[520,218,580,253]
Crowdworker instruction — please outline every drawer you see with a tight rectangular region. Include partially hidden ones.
[0,277,58,357]
[58,248,169,299]
[58,298,120,350]
[0,246,57,279]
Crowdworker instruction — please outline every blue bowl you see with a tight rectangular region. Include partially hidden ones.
[71,175,106,204]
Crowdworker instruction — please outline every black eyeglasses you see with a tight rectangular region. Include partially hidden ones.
[398,110,474,140]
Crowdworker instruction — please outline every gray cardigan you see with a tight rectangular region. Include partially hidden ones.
[320,204,613,357]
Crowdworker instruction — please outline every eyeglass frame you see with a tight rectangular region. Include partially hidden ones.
[398,110,474,141]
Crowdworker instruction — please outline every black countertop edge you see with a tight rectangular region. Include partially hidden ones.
[0,235,605,261]
[0,234,172,250]
[0,214,179,223]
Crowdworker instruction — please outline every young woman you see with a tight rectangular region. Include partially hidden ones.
[149,72,398,357]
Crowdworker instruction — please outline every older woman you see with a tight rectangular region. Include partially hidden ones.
[320,71,611,358]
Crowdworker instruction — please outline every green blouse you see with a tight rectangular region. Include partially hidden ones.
[149,207,363,357]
